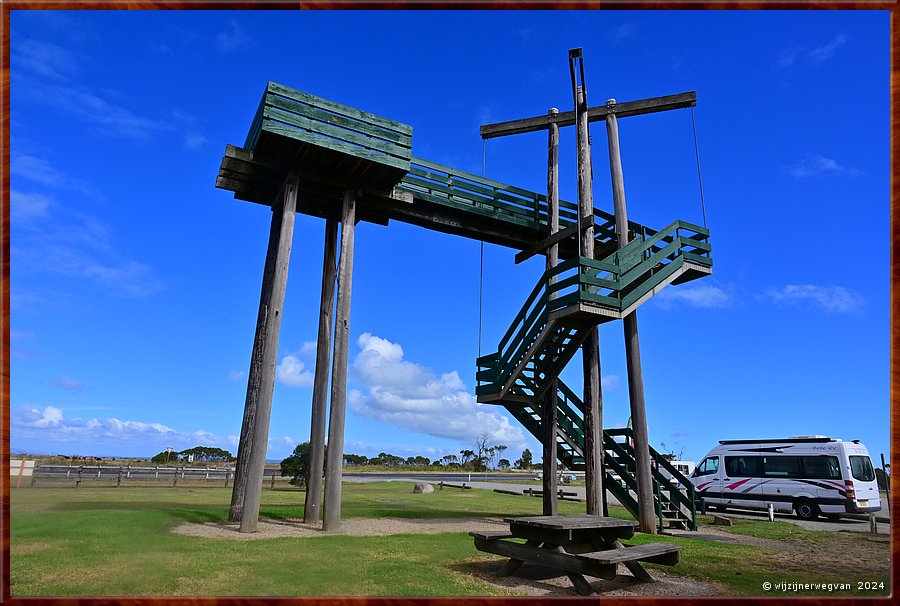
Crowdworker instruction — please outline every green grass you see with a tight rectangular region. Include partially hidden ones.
[10,483,890,597]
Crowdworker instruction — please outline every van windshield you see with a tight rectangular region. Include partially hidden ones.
[849,456,875,482]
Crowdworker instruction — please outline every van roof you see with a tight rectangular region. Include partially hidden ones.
[719,437,837,445]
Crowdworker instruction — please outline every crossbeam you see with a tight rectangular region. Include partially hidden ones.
[480,92,696,140]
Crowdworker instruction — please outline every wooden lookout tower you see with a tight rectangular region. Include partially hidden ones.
[216,51,713,535]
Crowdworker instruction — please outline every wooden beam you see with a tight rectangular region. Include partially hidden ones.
[323,191,357,532]
[572,70,604,519]
[303,217,338,524]
[542,108,560,518]
[515,216,593,265]
[480,91,697,140]
[607,106,656,535]
[238,174,299,534]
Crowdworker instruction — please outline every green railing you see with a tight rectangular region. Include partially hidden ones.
[477,220,712,398]
[397,159,652,244]
[605,427,698,530]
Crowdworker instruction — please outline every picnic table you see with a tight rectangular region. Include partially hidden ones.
[471,514,681,595]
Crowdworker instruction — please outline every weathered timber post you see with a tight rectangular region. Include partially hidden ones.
[606,100,656,534]
[542,108,560,517]
[571,49,604,516]
[304,217,338,524]
[238,174,299,534]
[229,180,291,522]
[323,191,357,532]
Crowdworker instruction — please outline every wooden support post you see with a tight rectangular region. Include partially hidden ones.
[606,102,656,535]
[304,217,338,525]
[229,181,290,522]
[542,108,560,518]
[238,174,299,534]
[323,191,357,532]
[570,54,604,516]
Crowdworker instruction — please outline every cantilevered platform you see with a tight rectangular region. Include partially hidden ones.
[216,82,669,260]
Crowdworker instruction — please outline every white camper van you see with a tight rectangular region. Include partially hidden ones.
[690,436,880,520]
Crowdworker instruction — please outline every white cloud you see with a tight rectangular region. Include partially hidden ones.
[775,34,847,70]
[611,23,639,43]
[760,284,865,314]
[216,20,251,53]
[10,163,164,299]
[784,154,861,178]
[12,38,82,80]
[300,341,317,355]
[808,34,848,64]
[53,376,85,392]
[11,405,231,452]
[37,83,174,142]
[11,154,93,194]
[348,333,527,448]
[601,374,621,390]
[10,190,50,222]
[654,284,733,310]
[276,355,314,387]
[228,369,246,381]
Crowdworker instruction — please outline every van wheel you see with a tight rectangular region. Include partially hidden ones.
[795,499,819,520]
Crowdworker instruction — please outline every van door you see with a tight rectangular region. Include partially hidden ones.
[760,454,810,514]
[692,455,722,507]
[723,454,764,510]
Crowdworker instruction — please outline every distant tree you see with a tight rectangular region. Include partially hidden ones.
[179,446,235,463]
[344,454,369,467]
[442,454,459,466]
[493,445,508,469]
[474,432,491,471]
[875,467,890,491]
[280,442,325,487]
[498,458,511,470]
[515,449,533,470]
[150,450,180,465]
[460,449,474,465]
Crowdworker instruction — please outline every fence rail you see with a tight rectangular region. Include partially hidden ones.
[20,464,290,489]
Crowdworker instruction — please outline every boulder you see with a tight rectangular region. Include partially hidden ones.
[413,482,434,494]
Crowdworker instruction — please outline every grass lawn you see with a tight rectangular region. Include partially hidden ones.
[10,483,890,596]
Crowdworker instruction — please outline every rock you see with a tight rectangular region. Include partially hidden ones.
[413,482,434,494]
[712,515,733,526]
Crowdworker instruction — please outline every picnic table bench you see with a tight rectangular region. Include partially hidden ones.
[471,514,681,595]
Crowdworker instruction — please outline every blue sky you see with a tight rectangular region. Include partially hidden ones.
[9,10,889,466]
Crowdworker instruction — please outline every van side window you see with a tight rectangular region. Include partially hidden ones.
[763,456,803,478]
[695,456,719,476]
[802,455,841,479]
[725,456,763,477]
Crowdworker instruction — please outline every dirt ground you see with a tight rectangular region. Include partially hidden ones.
[172,516,717,596]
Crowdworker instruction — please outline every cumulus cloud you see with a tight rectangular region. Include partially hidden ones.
[12,405,223,449]
[228,369,246,381]
[601,374,621,390]
[760,284,866,314]
[654,284,733,310]
[784,154,861,178]
[276,355,314,387]
[348,333,527,448]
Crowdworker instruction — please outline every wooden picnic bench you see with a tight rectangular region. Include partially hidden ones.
[471,514,681,595]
